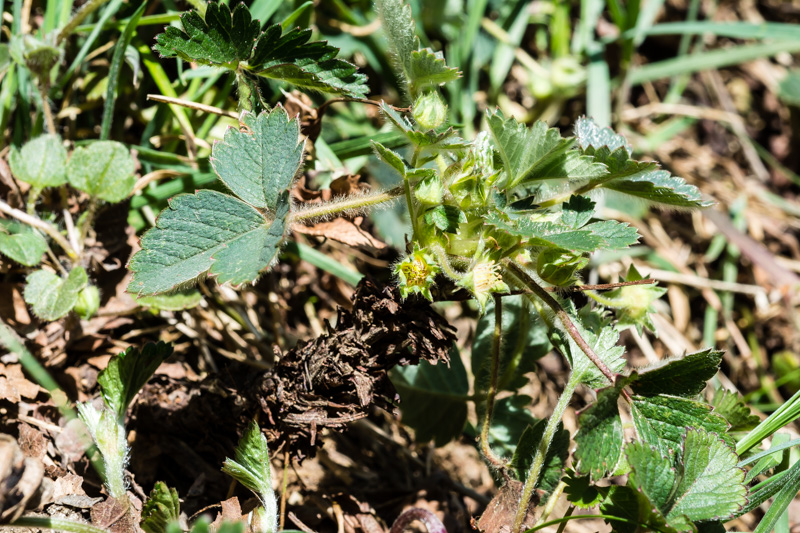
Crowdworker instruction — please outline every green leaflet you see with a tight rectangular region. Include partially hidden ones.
[24,266,88,320]
[0,219,47,266]
[574,117,709,208]
[626,428,747,532]
[154,2,367,97]
[486,110,605,188]
[552,317,626,388]
[9,134,68,189]
[67,140,135,202]
[135,289,204,311]
[710,388,760,432]
[574,386,624,480]
[211,108,304,210]
[631,348,724,398]
[128,190,288,295]
[141,482,181,533]
[407,48,460,92]
[631,394,731,457]
[97,342,173,419]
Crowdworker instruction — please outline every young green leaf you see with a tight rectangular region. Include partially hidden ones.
[626,428,748,532]
[408,49,460,91]
[574,386,623,480]
[128,190,289,295]
[222,420,278,531]
[631,348,724,398]
[9,134,68,189]
[24,266,88,320]
[211,108,304,210]
[67,141,136,202]
[141,481,181,533]
[631,394,731,457]
[509,418,570,495]
[97,341,173,418]
[371,141,407,177]
[376,0,418,78]
[391,350,469,446]
[551,316,626,388]
[0,220,47,266]
[486,110,606,188]
[76,402,128,498]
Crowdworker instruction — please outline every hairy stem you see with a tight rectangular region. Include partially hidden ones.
[4,517,109,533]
[39,86,56,134]
[479,294,505,469]
[503,260,616,384]
[57,0,109,43]
[77,198,97,252]
[0,198,79,260]
[289,186,404,224]
[26,186,42,215]
[512,374,578,533]
[428,242,467,281]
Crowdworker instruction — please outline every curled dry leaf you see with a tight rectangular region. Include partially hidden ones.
[0,433,52,523]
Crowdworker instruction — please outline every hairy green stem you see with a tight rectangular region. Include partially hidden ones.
[236,70,253,113]
[58,0,109,43]
[289,186,404,224]
[0,198,79,260]
[26,186,42,215]
[512,374,578,533]
[503,260,616,384]
[427,242,467,282]
[4,517,109,533]
[77,198,97,251]
[39,86,56,134]
[479,294,505,469]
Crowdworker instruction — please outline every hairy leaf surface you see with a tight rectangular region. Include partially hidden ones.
[0,220,47,266]
[24,266,87,320]
[631,348,724,398]
[9,134,67,188]
[575,386,623,480]
[67,140,135,202]
[98,342,173,418]
[128,190,288,295]
[211,108,303,210]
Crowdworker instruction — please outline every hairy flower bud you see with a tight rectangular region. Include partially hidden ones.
[412,90,448,130]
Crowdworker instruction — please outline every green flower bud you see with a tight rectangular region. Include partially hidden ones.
[536,249,587,287]
[395,245,440,301]
[412,90,448,130]
[74,285,100,320]
[415,175,444,206]
[459,260,509,313]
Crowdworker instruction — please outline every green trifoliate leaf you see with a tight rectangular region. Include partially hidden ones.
[154,2,367,97]
[98,341,173,419]
[486,110,606,188]
[154,2,258,67]
[141,482,181,533]
[423,205,465,232]
[510,417,570,496]
[631,348,723,398]
[128,190,289,295]
[223,421,277,511]
[709,388,760,432]
[0,220,47,266]
[631,394,731,457]
[211,108,303,210]
[24,266,88,320]
[408,49,460,93]
[597,264,665,334]
[574,386,623,480]
[9,134,67,188]
[67,141,135,202]
[391,347,468,446]
[626,428,747,532]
